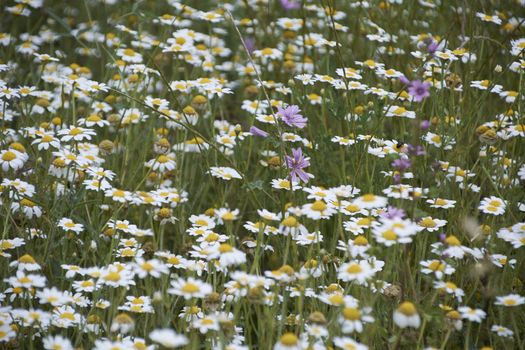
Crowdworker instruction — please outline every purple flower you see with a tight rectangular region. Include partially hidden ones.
[427,40,438,55]
[408,80,431,102]
[381,206,406,219]
[420,120,431,130]
[285,148,313,184]
[280,0,300,10]
[250,126,269,138]
[404,144,426,156]
[393,172,402,184]
[277,105,307,129]
[391,158,412,171]
[399,75,410,85]
[244,37,255,54]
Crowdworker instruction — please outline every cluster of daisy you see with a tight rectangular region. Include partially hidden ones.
[0,0,524,349]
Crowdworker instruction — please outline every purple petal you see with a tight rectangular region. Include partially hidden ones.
[289,171,298,183]
[399,76,410,85]
[250,126,269,138]
[296,169,310,183]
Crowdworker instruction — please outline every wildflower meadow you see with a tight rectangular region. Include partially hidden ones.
[1,0,525,349]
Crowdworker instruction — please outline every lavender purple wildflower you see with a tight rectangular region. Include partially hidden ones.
[285,148,313,184]
[244,37,255,54]
[277,105,308,129]
[249,126,269,138]
[426,39,439,54]
[380,206,406,219]
[400,77,431,102]
[391,158,412,171]
[280,0,300,10]
[408,80,431,102]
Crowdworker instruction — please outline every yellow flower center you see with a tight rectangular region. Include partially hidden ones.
[446,310,461,319]
[20,198,35,207]
[382,230,398,241]
[81,280,94,287]
[361,194,376,202]
[219,243,233,253]
[397,302,417,316]
[157,155,169,163]
[104,272,121,282]
[428,260,445,271]
[113,190,125,197]
[345,204,360,212]
[69,128,83,136]
[205,233,219,242]
[346,263,362,274]
[123,48,136,56]
[221,212,235,221]
[281,217,298,227]
[328,294,344,305]
[419,218,436,228]
[434,198,447,206]
[343,307,361,320]
[2,151,16,161]
[181,282,200,294]
[19,254,36,263]
[167,257,180,265]
[0,241,14,250]
[60,312,76,321]
[356,218,371,226]
[445,235,461,246]
[311,200,327,212]
[445,282,457,290]
[353,235,368,246]
[18,276,32,284]
[87,115,102,122]
[430,135,441,144]
[393,107,407,115]
[279,333,298,346]
[201,318,215,325]
[186,137,205,144]
[141,262,154,271]
[195,219,209,227]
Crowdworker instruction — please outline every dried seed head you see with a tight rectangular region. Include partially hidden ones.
[286,314,298,326]
[154,138,171,154]
[479,129,498,144]
[267,156,281,167]
[308,311,327,325]
[204,292,221,311]
[107,114,121,125]
[142,241,155,255]
[244,85,258,96]
[384,284,402,299]
[36,98,50,107]
[247,286,263,303]
[104,95,117,104]
[87,314,102,324]
[99,139,115,154]
[157,207,172,219]
[103,228,116,238]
